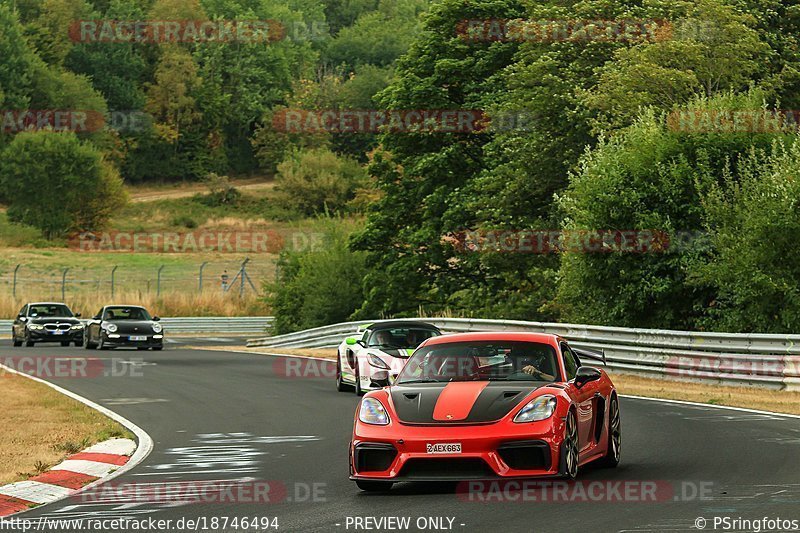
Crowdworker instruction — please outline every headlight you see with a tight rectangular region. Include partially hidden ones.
[358,398,390,425]
[103,323,118,333]
[152,323,162,333]
[514,395,557,423]
[27,324,44,330]
[368,353,389,369]
[70,324,84,330]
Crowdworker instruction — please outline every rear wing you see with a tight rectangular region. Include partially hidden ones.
[573,347,606,366]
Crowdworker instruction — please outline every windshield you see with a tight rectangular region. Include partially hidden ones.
[367,327,440,350]
[28,304,74,317]
[396,341,560,383]
[103,307,151,321]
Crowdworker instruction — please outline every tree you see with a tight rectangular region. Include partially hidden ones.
[583,0,770,131]
[0,132,127,238]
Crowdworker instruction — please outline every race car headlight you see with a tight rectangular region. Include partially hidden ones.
[102,323,118,333]
[514,395,557,423]
[152,323,162,333]
[368,353,390,369]
[27,324,44,330]
[358,398,390,425]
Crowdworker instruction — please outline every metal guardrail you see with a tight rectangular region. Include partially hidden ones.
[247,318,800,391]
[1,316,274,334]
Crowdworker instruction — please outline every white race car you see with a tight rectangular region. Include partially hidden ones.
[335,321,442,394]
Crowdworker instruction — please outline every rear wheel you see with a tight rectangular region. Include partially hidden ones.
[355,480,393,492]
[598,395,621,468]
[560,410,579,480]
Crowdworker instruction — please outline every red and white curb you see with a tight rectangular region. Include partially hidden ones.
[0,362,153,518]
[0,438,136,516]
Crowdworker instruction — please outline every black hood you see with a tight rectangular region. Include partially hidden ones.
[28,316,80,325]
[389,382,543,424]
[107,320,158,334]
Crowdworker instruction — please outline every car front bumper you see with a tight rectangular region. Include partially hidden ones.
[102,333,163,348]
[350,416,565,481]
[27,329,83,342]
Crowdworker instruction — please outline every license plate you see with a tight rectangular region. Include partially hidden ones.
[129,335,147,341]
[426,443,462,454]
[53,330,64,335]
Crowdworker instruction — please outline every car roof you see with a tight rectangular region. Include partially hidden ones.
[422,331,562,347]
[367,320,441,331]
[28,302,69,306]
[104,305,146,309]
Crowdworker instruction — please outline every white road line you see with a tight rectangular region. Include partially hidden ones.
[0,482,73,505]
[622,394,800,420]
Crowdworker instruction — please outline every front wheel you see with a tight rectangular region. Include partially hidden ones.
[355,480,393,492]
[336,357,352,392]
[152,346,163,351]
[12,332,21,347]
[559,410,579,480]
[24,333,34,347]
[84,332,96,350]
[353,360,363,396]
[598,395,621,468]
[60,341,70,347]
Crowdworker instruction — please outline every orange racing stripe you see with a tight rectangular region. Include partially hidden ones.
[432,382,489,421]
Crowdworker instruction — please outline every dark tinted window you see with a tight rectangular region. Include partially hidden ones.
[103,307,151,321]
[28,304,74,317]
[562,344,579,381]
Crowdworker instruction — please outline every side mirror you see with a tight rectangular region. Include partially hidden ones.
[18,316,26,322]
[574,366,602,388]
[152,316,160,321]
[74,312,81,318]
[93,315,101,320]
[345,337,358,346]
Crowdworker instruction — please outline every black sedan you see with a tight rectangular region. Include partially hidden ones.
[12,302,84,347]
[84,305,164,350]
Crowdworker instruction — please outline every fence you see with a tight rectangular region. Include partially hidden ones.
[1,316,273,334]
[0,259,271,304]
[247,318,800,391]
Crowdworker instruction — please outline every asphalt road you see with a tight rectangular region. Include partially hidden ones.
[2,343,800,533]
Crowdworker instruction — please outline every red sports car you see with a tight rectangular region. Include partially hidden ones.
[349,332,621,491]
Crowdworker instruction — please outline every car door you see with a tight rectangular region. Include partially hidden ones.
[562,343,597,454]
[13,304,27,337]
[88,307,104,342]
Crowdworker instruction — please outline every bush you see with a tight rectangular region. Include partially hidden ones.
[197,173,241,207]
[0,131,127,238]
[275,148,368,216]
[264,222,368,334]
[696,142,800,332]
[556,91,790,329]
